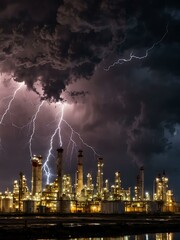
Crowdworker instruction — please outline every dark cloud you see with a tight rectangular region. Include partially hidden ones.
[127,103,171,165]
[0,0,126,101]
[0,0,60,23]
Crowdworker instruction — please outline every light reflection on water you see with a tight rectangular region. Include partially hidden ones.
[36,233,179,240]
[64,232,179,240]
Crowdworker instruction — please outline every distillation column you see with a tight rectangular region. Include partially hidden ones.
[114,171,121,197]
[139,166,144,200]
[76,150,84,197]
[96,157,104,195]
[31,155,42,197]
[57,148,63,200]
[162,170,168,201]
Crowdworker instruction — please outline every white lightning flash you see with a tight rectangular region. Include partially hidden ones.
[63,119,98,156]
[43,103,64,184]
[29,100,45,158]
[0,83,24,125]
[104,26,168,71]
[43,102,99,184]
[66,129,77,164]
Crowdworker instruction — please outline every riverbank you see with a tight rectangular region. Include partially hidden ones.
[0,213,180,239]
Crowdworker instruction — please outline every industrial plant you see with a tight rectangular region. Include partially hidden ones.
[0,148,177,213]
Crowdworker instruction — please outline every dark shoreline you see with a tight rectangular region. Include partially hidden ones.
[0,213,180,239]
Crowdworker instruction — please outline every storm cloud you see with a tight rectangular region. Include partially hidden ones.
[0,0,126,101]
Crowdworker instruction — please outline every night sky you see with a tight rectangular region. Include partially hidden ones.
[0,0,180,200]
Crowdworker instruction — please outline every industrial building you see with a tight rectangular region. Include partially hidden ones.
[0,148,177,213]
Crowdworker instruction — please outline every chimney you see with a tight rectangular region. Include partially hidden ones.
[57,148,63,199]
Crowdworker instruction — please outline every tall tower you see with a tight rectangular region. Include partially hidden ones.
[87,173,92,190]
[62,174,72,197]
[19,172,23,204]
[114,172,121,197]
[139,166,144,200]
[57,148,63,199]
[154,171,168,201]
[96,157,104,195]
[31,155,42,196]
[134,174,140,200]
[161,170,168,201]
[105,179,109,192]
[154,173,161,200]
[86,173,94,199]
[76,150,84,196]
[134,166,144,201]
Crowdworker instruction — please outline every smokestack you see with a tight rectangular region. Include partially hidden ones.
[31,155,42,197]
[57,147,63,199]
[76,150,84,197]
[96,157,104,194]
[19,172,23,212]
[140,166,144,200]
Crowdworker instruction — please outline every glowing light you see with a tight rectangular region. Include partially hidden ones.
[63,119,98,156]
[66,129,77,164]
[43,102,99,184]
[29,100,45,158]
[43,103,64,184]
[0,82,24,125]
[104,25,168,71]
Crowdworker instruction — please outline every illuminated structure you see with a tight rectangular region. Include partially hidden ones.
[110,172,130,201]
[134,166,144,201]
[31,155,42,198]
[154,171,168,201]
[13,172,30,211]
[84,173,94,200]
[75,150,84,199]
[112,172,121,199]
[0,189,13,212]
[0,148,177,214]
[140,166,144,200]
[153,171,174,212]
[62,174,72,198]
[156,232,173,240]
[103,179,109,200]
[96,157,104,196]
[41,179,58,212]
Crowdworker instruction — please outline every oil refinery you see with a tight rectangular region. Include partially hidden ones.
[0,148,178,213]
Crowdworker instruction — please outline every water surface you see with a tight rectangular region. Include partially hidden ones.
[66,232,179,240]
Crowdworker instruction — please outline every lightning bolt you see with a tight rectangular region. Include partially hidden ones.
[0,80,99,186]
[0,82,24,125]
[63,119,98,156]
[43,102,99,184]
[43,103,64,184]
[104,25,168,71]
[29,100,45,158]
[66,129,78,164]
